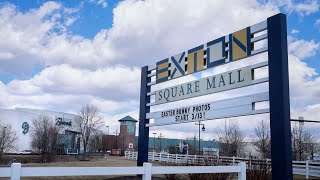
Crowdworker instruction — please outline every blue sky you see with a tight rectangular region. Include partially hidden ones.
[0,0,319,82]
[3,0,116,39]
[0,0,319,139]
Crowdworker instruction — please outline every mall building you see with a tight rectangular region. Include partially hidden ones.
[0,107,218,156]
[0,107,83,154]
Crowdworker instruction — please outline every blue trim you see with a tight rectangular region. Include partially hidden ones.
[232,36,247,52]
[206,37,226,68]
[207,37,224,47]
[247,27,251,56]
[178,52,185,63]
[171,68,177,78]
[156,58,169,65]
[157,67,168,74]
[229,34,233,61]
[267,13,292,179]
[171,52,185,78]
[208,59,225,68]
[188,45,203,54]
[156,77,168,83]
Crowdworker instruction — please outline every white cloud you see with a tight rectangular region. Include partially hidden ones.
[89,0,108,8]
[270,0,319,16]
[1,0,320,139]
[0,2,80,76]
[291,29,299,34]
[315,19,320,31]
[0,52,15,59]
[5,64,140,100]
[0,0,279,76]
[294,0,319,16]
[288,36,320,59]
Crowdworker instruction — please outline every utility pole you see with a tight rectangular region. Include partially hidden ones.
[153,132,157,152]
[158,133,164,152]
[195,121,205,155]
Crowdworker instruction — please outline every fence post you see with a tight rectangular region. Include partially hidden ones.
[238,162,246,180]
[152,151,155,161]
[306,161,309,179]
[175,154,178,164]
[142,163,152,180]
[11,163,21,180]
[160,152,162,162]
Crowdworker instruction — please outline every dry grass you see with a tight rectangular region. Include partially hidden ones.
[1,156,164,180]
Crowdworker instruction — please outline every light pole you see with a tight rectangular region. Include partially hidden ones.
[158,133,164,152]
[193,136,196,155]
[115,129,119,149]
[153,133,157,152]
[106,126,109,135]
[195,121,205,155]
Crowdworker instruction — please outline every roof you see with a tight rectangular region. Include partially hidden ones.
[118,115,138,122]
[135,137,219,149]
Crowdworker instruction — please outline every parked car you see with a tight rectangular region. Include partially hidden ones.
[19,150,35,155]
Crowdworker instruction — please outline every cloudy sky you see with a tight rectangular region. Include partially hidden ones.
[0,0,319,140]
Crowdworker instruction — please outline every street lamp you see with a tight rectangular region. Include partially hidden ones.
[195,121,205,155]
[153,133,157,152]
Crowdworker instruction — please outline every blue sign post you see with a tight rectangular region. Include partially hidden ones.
[267,13,292,179]
[138,13,293,180]
[137,66,151,166]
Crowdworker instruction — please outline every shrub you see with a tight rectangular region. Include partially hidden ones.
[246,159,271,180]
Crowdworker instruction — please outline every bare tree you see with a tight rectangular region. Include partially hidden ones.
[303,131,319,160]
[88,132,103,153]
[217,120,245,157]
[0,122,18,160]
[74,104,104,155]
[31,115,60,163]
[292,122,319,161]
[186,136,197,155]
[252,120,271,159]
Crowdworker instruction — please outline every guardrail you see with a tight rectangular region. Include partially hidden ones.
[125,151,320,179]
[0,162,246,180]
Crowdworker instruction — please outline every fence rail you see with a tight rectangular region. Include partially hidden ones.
[125,151,320,179]
[0,162,246,180]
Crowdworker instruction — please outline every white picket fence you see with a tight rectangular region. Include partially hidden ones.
[125,151,259,165]
[0,161,246,180]
[125,151,320,179]
[292,160,320,179]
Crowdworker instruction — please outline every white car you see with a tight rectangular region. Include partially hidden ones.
[19,150,34,155]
